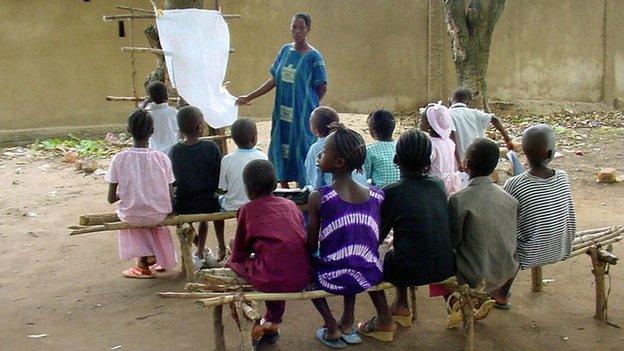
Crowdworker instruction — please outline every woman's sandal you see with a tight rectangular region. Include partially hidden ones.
[122,266,155,279]
[357,317,395,342]
[315,328,347,349]
[474,299,495,321]
[392,312,413,328]
[340,329,362,345]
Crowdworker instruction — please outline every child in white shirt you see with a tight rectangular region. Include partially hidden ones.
[218,118,267,211]
[144,81,178,154]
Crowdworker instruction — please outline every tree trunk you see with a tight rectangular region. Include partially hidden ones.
[444,0,505,111]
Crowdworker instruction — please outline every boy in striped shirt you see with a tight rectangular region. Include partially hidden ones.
[501,124,576,306]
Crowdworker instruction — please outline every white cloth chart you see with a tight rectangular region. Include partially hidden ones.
[156,9,238,128]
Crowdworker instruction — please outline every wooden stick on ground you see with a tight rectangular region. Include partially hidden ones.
[158,292,234,299]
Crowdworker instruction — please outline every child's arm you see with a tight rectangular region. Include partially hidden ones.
[490,116,515,151]
[450,131,463,171]
[107,183,119,204]
[305,190,322,253]
[363,153,373,183]
[229,209,250,263]
[448,194,463,248]
[378,192,393,244]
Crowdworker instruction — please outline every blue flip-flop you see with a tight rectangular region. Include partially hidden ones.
[340,329,362,344]
[316,328,348,349]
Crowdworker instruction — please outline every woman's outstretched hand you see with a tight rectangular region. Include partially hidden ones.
[236,95,252,106]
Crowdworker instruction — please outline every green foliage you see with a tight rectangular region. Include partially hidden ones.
[31,135,119,158]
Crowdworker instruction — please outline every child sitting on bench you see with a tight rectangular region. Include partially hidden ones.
[169,106,225,267]
[364,109,400,188]
[359,129,455,337]
[105,109,176,278]
[218,118,267,211]
[449,138,519,317]
[226,159,311,347]
[502,124,577,307]
[306,123,384,348]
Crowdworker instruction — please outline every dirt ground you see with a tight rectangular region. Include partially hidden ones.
[1,114,623,351]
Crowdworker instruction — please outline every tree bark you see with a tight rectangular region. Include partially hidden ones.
[443,0,505,110]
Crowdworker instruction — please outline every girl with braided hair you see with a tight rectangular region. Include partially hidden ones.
[306,122,387,348]
[105,109,177,278]
[359,129,456,334]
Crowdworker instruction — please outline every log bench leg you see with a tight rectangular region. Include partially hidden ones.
[409,286,418,322]
[531,267,543,293]
[213,305,226,351]
[589,247,608,320]
[233,301,260,351]
[460,291,475,351]
[176,224,196,282]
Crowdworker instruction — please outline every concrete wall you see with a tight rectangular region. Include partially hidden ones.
[1,0,622,141]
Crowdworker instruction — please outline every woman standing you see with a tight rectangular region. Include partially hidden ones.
[236,13,327,188]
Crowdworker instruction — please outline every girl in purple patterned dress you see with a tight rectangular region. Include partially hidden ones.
[306,122,387,348]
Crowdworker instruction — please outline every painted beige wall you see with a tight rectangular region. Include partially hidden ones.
[1,0,621,140]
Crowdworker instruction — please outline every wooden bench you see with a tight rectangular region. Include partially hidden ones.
[529,226,622,320]
[70,213,622,350]
[159,274,489,351]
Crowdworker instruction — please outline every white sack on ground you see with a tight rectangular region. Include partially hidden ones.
[156,9,237,128]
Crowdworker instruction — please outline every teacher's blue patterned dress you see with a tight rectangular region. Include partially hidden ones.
[269,43,327,185]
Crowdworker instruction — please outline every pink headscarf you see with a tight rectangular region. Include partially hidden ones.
[426,103,453,140]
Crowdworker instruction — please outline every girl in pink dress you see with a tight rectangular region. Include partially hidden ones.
[105,109,177,279]
[420,103,461,195]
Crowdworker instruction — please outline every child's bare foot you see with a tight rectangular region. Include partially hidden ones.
[217,246,227,261]
[390,303,411,317]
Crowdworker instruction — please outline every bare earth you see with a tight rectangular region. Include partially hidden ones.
[1,115,623,351]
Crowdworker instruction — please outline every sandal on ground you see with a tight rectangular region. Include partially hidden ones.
[494,301,511,310]
[122,266,155,279]
[315,328,347,349]
[357,317,395,342]
[392,312,413,328]
[445,292,462,329]
[340,329,362,344]
[474,299,495,321]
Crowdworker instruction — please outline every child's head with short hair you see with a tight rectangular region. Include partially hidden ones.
[127,109,154,141]
[317,122,366,175]
[231,118,257,149]
[451,87,472,104]
[464,138,500,178]
[367,109,395,141]
[177,106,205,139]
[243,159,277,200]
[147,81,168,104]
[394,129,431,175]
[522,124,556,168]
[310,106,339,137]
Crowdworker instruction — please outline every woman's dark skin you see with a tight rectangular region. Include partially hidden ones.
[236,16,327,188]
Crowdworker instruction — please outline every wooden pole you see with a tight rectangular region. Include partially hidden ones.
[589,246,608,320]
[103,13,242,20]
[197,282,394,307]
[158,291,233,298]
[234,300,260,351]
[213,305,226,351]
[570,237,622,258]
[128,8,138,106]
[176,224,196,282]
[409,286,417,322]
[106,96,178,102]
[121,47,165,55]
[71,211,237,235]
[460,291,475,351]
[531,267,543,293]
